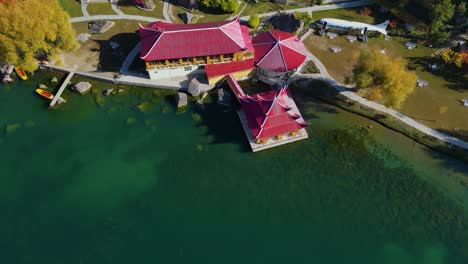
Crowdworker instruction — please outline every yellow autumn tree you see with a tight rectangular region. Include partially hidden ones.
[352,50,417,108]
[0,0,78,72]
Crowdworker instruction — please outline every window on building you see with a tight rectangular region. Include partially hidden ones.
[184,66,192,71]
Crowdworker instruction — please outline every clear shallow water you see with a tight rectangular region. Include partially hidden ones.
[0,72,467,264]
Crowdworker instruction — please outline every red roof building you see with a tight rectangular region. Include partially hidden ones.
[252,30,307,73]
[226,75,308,140]
[205,58,255,84]
[139,17,253,61]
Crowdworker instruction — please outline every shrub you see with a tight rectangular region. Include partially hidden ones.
[248,14,260,28]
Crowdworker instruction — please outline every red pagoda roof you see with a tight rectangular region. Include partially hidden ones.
[252,30,307,73]
[205,59,255,79]
[139,17,253,61]
[239,85,308,139]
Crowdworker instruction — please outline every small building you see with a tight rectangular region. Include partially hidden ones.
[416,79,428,87]
[269,13,303,34]
[226,75,309,152]
[346,35,357,43]
[330,46,342,53]
[406,42,417,49]
[327,32,338,39]
[253,30,307,82]
[139,17,254,80]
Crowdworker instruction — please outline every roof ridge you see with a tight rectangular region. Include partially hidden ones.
[141,31,165,60]
[218,17,245,49]
[277,42,289,72]
[279,38,308,57]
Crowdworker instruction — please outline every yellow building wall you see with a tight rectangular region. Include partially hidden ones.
[207,68,254,85]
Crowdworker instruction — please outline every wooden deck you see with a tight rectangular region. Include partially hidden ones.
[50,71,75,107]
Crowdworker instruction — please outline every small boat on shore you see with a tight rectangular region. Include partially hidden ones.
[36,89,54,100]
[35,89,67,104]
[15,66,27,80]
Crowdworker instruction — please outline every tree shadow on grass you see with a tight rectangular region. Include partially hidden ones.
[94,32,139,72]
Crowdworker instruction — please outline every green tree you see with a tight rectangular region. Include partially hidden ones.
[200,0,239,13]
[248,14,260,29]
[455,2,467,24]
[429,0,455,33]
[0,0,78,72]
[352,50,417,108]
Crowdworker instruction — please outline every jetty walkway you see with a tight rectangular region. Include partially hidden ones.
[42,64,182,90]
[50,71,74,107]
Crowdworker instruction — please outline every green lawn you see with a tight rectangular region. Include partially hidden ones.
[304,32,468,135]
[59,0,83,18]
[241,0,300,17]
[118,0,164,19]
[310,7,377,24]
[169,3,233,24]
[87,3,118,16]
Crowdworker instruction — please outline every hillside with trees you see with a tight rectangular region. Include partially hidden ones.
[0,0,78,72]
[376,0,467,45]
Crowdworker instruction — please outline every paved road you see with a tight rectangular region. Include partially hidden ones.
[81,3,90,17]
[111,3,125,16]
[294,30,468,150]
[240,0,373,20]
[163,0,171,22]
[70,15,160,23]
[120,42,141,74]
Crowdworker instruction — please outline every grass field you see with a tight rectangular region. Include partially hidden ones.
[118,0,164,19]
[169,3,232,24]
[240,0,300,17]
[59,0,83,18]
[87,3,117,16]
[63,21,142,72]
[304,32,467,135]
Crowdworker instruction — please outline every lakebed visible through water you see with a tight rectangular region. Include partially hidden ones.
[0,71,467,263]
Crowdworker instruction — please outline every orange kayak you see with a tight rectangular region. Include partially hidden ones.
[15,66,27,80]
[35,89,54,100]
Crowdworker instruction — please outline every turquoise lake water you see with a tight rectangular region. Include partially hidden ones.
[0,72,467,263]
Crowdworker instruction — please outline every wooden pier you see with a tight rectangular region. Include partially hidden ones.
[50,71,74,107]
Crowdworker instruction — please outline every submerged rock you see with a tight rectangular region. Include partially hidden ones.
[51,77,58,83]
[137,102,151,113]
[72,82,92,95]
[6,123,21,135]
[103,88,114,96]
[38,84,47,89]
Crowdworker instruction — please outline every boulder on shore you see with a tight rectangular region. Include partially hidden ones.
[76,33,91,43]
[72,82,92,95]
[38,84,47,89]
[51,77,58,83]
[177,92,188,108]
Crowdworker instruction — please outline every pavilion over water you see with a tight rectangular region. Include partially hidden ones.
[226,75,308,152]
